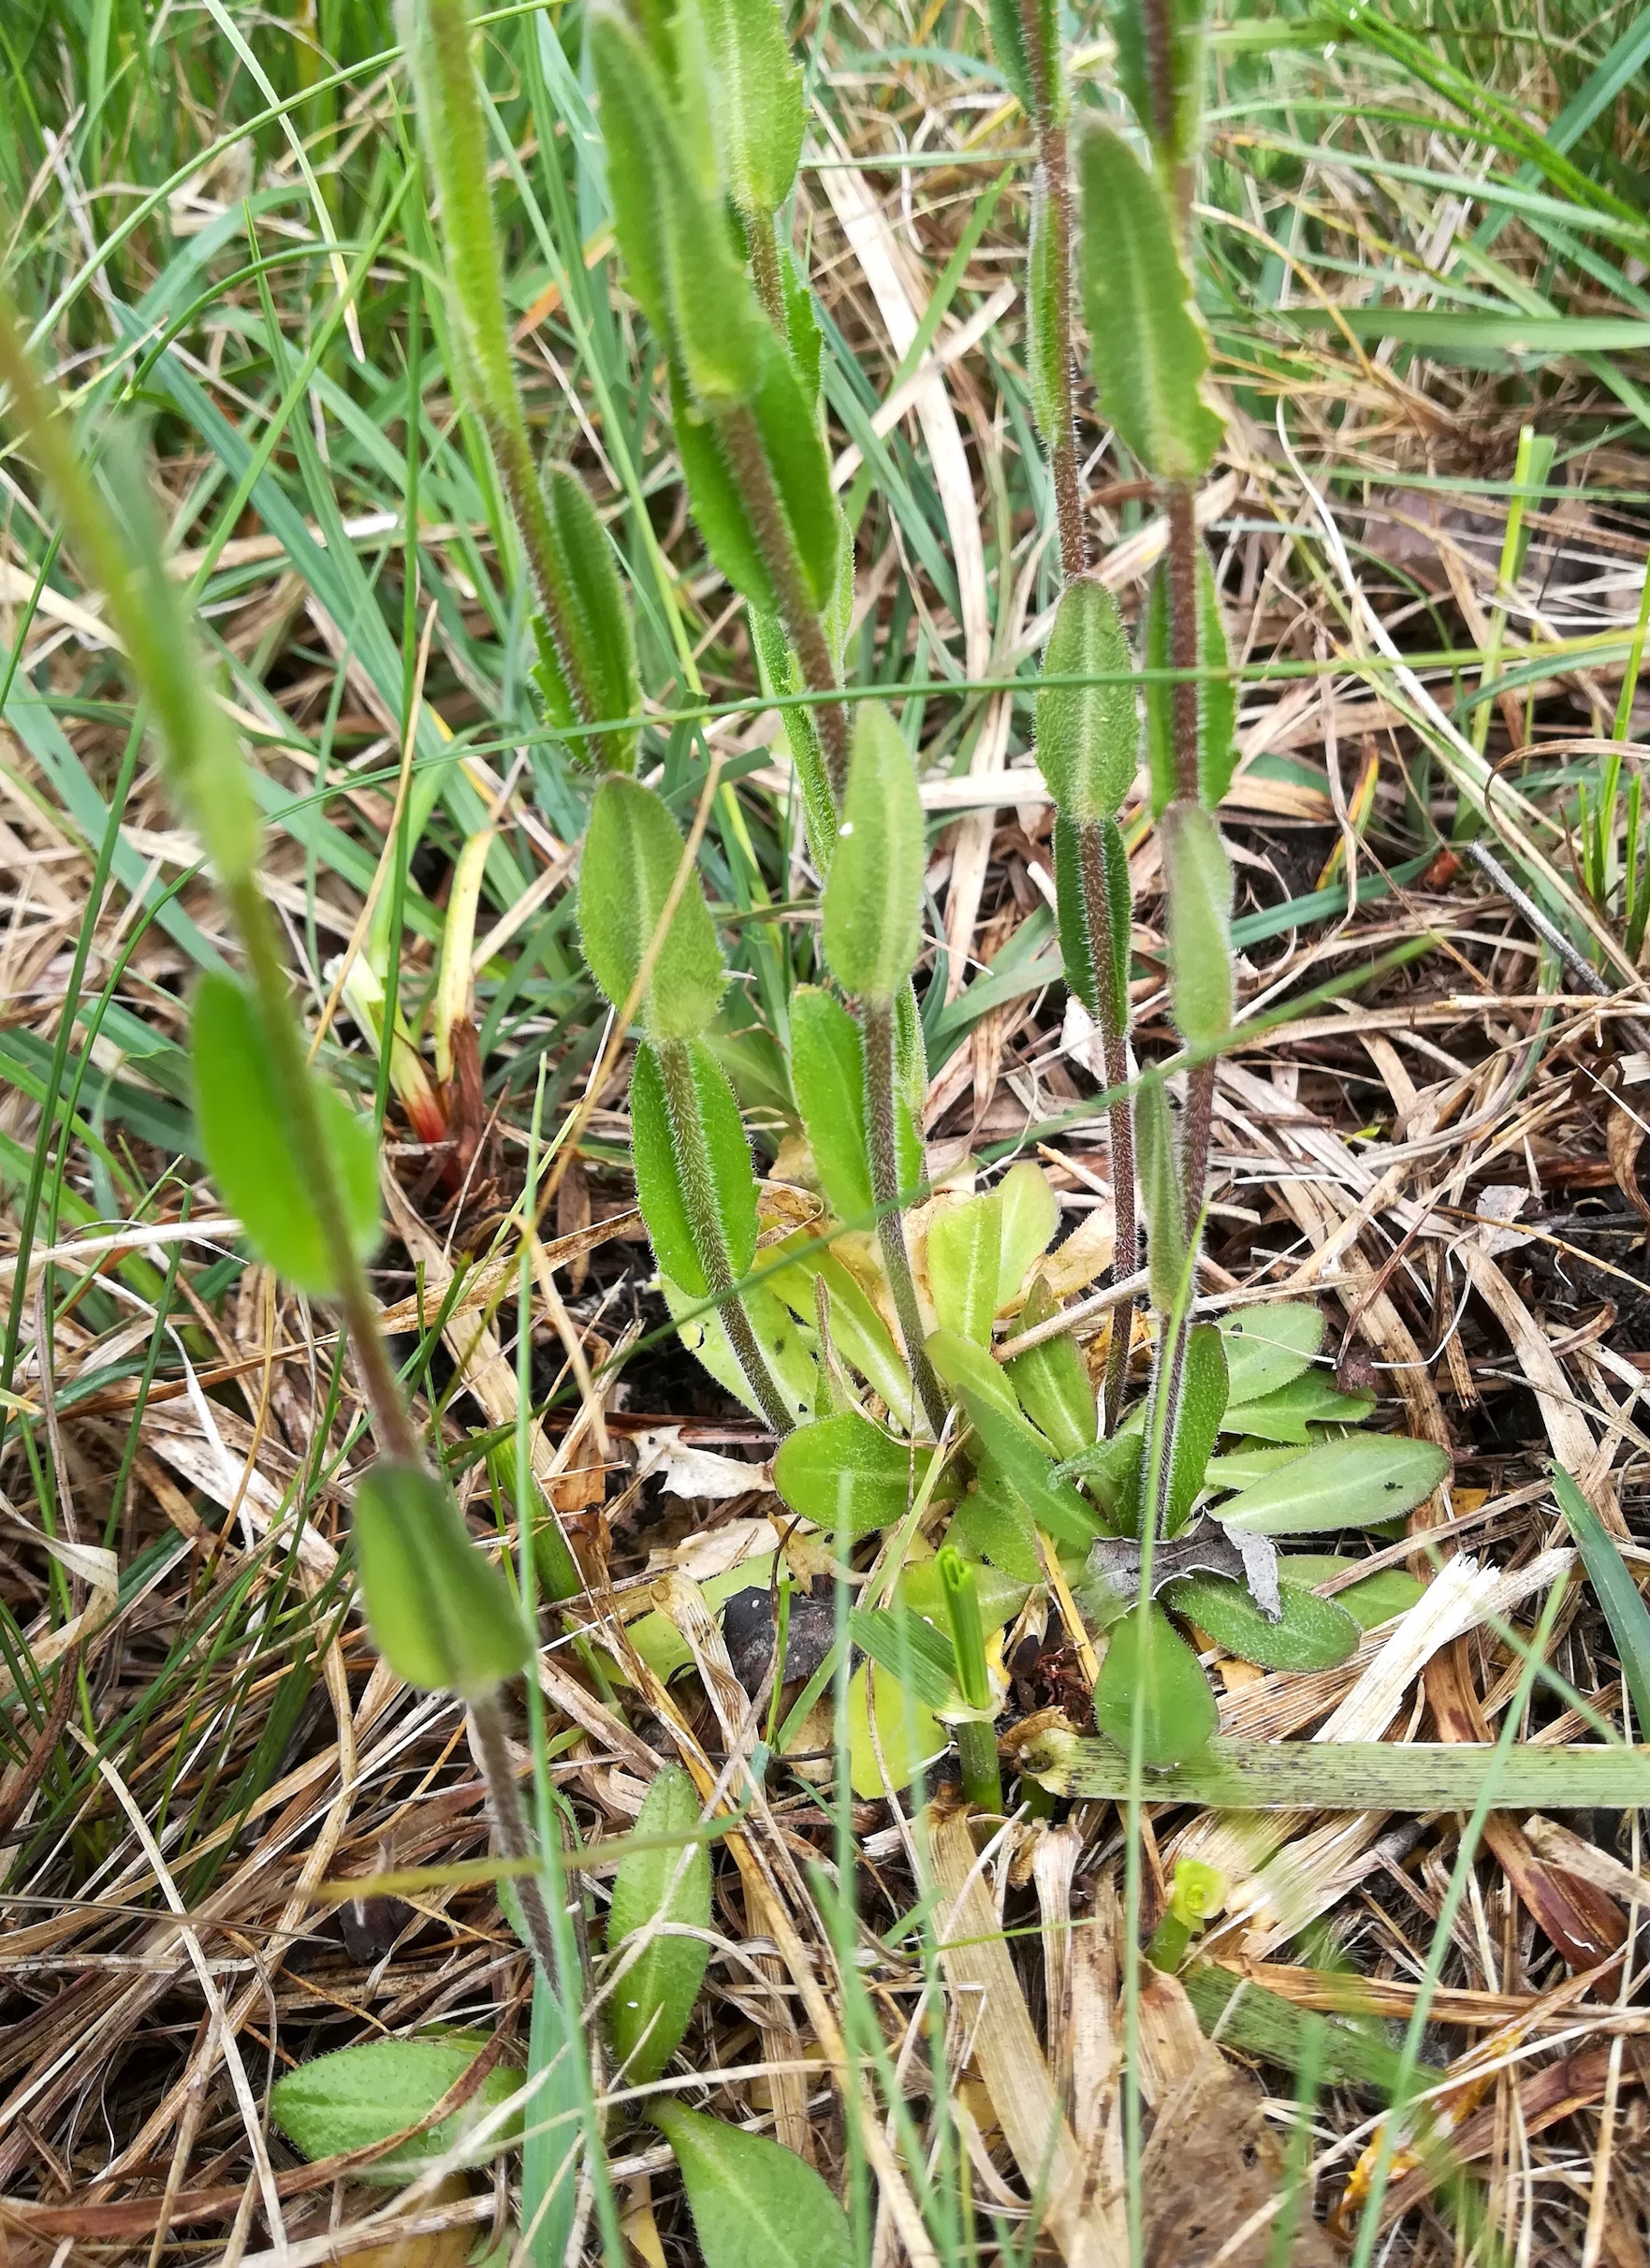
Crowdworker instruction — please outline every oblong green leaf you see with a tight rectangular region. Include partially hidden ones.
[1145,547,1235,816]
[1093,1600,1217,1764]
[352,1462,530,1699]
[1218,1434,1451,1536]
[823,702,926,1001]
[1079,125,1223,481]
[632,1039,759,1297]
[578,776,725,1041]
[653,2102,855,2268]
[1161,798,1234,1049]
[950,1464,1042,1583]
[744,329,840,610]
[607,1765,713,2085]
[752,611,836,865]
[661,1271,817,1425]
[1161,1322,1229,1536]
[1006,1280,1097,1462]
[270,2035,520,2182]
[773,1410,931,1537]
[191,972,379,1299]
[997,1158,1060,1302]
[789,986,872,1222]
[1166,1574,1360,1672]
[1219,1304,1324,1405]
[1037,580,1136,822]
[1025,167,1064,449]
[898,1552,1029,1635]
[927,1192,1003,1344]
[1278,1555,1427,1631]
[929,1329,1105,1547]
[1135,1079,1187,1314]
[677,0,804,220]
[529,465,640,773]
[1222,1372,1376,1445]
[848,1658,946,1795]
[591,7,766,403]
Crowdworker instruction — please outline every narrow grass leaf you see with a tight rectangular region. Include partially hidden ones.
[1551,1463,1650,1734]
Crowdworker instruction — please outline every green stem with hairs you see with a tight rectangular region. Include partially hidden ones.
[654,1035,796,1436]
[862,996,948,1438]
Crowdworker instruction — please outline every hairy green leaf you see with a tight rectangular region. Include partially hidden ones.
[1037,580,1136,822]
[752,612,836,864]
[1219,1434,1451,1536]
[1280,1556,1428,1631]
[950,1464,1042,1582]
[929,1329,1105,1547]
[578,776,725,1041]
[652,2103,855,2268]
[191,973,379,1298]
[789,986,872,1222]
[1007,1280,1097,1462]
[1106,0,1205,168]
[607,1765,713,2085]
[1166,1574,1361,1672]
[632,1039,759,1297]
[270,2034,520,2181]
[1093,1600,1217,1764]
[1161,798,1234,1049]
[1162,1322,1229,1535]
[661,1272,817,1425]
[1079,125,1223,481]
[1145,548,1235,815]
[823,702,925,1001]
[773,1410,931,1537]
[1222,1371,1376,1444]
[1025,168,1065,451]
[1135,1079,1187,1313]
[528,466,640,772]
[352,1462,530,1700]
[678,0,804,220]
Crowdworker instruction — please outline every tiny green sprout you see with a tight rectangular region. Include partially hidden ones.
[938,1545,1004,1812]
[1146,1856,1226,1971]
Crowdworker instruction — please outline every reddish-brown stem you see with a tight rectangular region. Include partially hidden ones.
[715,401,850,800]
[1165,480,1201,803]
